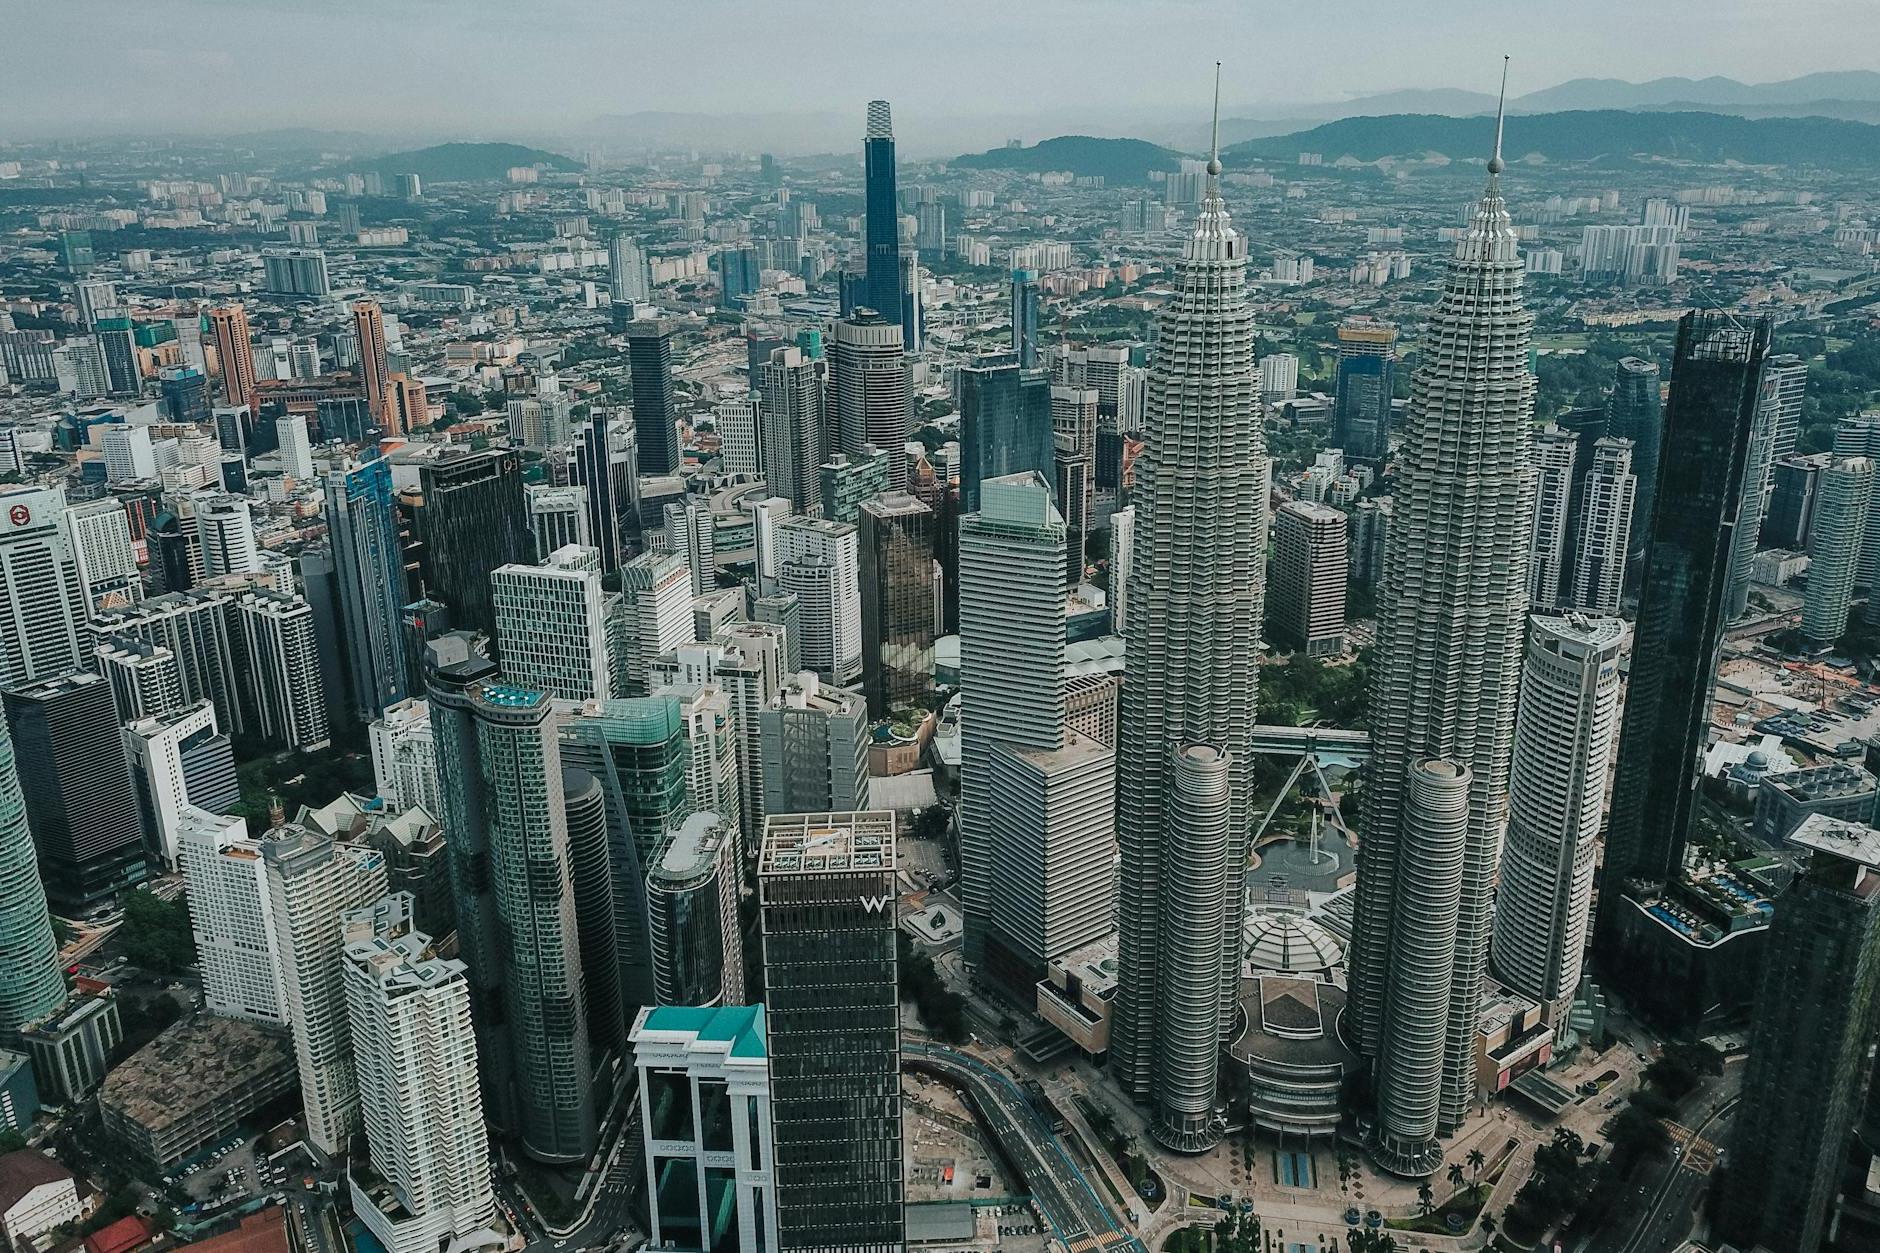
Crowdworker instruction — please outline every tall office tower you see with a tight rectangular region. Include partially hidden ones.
[235,591,331,750]
[775,517,862,686]
[1489,614,1624,1017]
[1606,356,1663,566]
[93,317,140,395]
[715,394,762,479]
[759,346,827,515]
[328,457,411,720]
[179,808,288,1026]
[1720,817,1880,1253]
[0,487,85,687]
[1331,316,1399,461]
[1802,456,1873,645]
[1110,93,1267,1155]
[0,715,65,1041]
[388,374,427,436]
[1109,506,1134,632]
[1011,268,1041,369]
[1762,352,1809,463]
[1600,312,1771,902]
[1527,427,1577,610]
[758,811,903,1252]
[897,248,924,351]
[719,244,761,309]
[609,233,651,304]
[1052,384,1098,584]
[572,414,639,576]
[428,660,596,1164]
[1765,453,1825,551]
[342,895,495,1253]
[862,101,902,336]
[351,300,393,432]
[701,622,788,838]
[525,485,590,561]
[123,701,237,868]
[417,449,526,641]
[758,675,870,816]
[289,340,321,381]
[619,553,693,697]
[626,320,681,477]
[193,493,260,576]
[1269,500,1348,656]
[630,1005,778,1253]
[208,304,258,414]
[664,499,716,596]
[957,473,1070,969]
[645,810,744,1007]
[96,638,183,722]
[958,353,1054,515]
[262,826,389,1154]
[1724,363,1788,619]
[159,366,211,424]
[750,496,795,598]
[1347,113,1536,1176]
[819,450,892,525]
[493,546,610,703]
[857,493,936,717]
[1569,437,1636,614]
[65,499,139,613]
[830,311,910,491]
[560,768,623,1056]
[2,671,145,914]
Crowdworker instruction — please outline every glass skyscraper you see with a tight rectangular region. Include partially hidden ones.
[626,320,681,477]
[417,449,526,642]
[956,353,1053,515]
[327,456,410,720]
[0,715,65,1041]
[862,101,901,334]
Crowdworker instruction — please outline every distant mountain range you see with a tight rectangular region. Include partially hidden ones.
[366,142,583,183]
[949,136,1182,184]
[1222,109,1880,170]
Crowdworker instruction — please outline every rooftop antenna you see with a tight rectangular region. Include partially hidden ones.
[1207,61,1223,178]
[1488,55,1509,176]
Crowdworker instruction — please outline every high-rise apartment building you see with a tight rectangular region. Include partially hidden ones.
[0,715,66,1041]
[193,493,260,577]
[619,553,693,698]
[1111,104,1268,1154]
[123,702,237,870]
[208,304,257,414]
[664,498,716,597]
[957,353,1053,515]
[263,249,332,298]
[417,449,526,641]
[1601,313,1772,900]
[494,545,610,704]
[759,811,903,1252]
[1269,500,1348,656]
[3,671,146,914]
[645,810,744,1009]
[1724,360,1789,619]
[1489,615,1625,1014]
[428,661,595,1164]
[627,320,681,477]
[328,456,411,720]
[775,517,861,686]
[1528,427,1577,611]
[0,487,85,688]
[234,590,330,750]
[179,807,288,1026]
[351,301,392,433]
[830,311,910,491]
[262,825,388,1154]
[95,637,183,723]
[1348,125,1536,1176]
[857,493,935,716]
[1802,456,1873,645]
[342,894,496,1253]
[1569,437,1636,614]
[1720,816,1880,1253]
[1331,316,1398,461]
[758,346,826,515]
[609,233,651,305]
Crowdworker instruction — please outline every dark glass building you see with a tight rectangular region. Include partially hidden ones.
[862,101,902,337]
[626,320,681,476]
[857,493,937,717]
[1601,313,1770,898]
[417,449,526,642]
[572,415,640,575]
[1605,355,1663,567]
[159,367,210,425]
[1330,317,1397,461]
[957,353,1053,515]
[1720,817,1880,1253]
[326,456,409,719]
[1010,269,1040,370]
[645,811,742,1010]
[2,670,146,913]
[563,767,623,1059]
[759,811,903,1252]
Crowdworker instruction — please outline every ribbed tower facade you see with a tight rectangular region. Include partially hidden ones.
[1348,118,1536,1176]
[1111,90,1268,1153]
[1801,456,1872,645]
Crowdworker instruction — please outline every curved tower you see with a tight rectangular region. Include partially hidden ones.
[1347,63,1537,1175]
[0,716,64,1040]
[1111,66,1269,1153]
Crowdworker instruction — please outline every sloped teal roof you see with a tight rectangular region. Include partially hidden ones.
[642,1004,766,1059]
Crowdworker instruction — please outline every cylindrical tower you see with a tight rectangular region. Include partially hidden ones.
[0,716,64,1040]
[1152,742,1234,1152]
[1803,456,1873,644]
[563,767,622,1058]
[1374,757,1471,1176]
[646,811,743,1009]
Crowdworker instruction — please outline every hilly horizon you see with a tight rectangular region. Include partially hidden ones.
[359,141,583,183]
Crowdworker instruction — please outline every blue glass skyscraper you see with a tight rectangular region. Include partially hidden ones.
[327,455,410,719]
[957,353,1053,515]
[863,101,902,329]
[1011,269,1040,370]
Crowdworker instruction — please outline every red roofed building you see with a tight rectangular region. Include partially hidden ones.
[179,1208,289,1253]
[83,1214,152,1253]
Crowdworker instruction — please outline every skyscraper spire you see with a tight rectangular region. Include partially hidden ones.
[1111,61,1267,1154]
[1207,61,1223,178]
[1488,56,1509,176]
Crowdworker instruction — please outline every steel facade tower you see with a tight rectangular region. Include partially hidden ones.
[862,101,902,338]
[1347,74,1537,1175]
[1111,70,1268,1153]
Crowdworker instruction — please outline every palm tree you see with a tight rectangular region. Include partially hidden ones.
[1466,1147,1487,1198]
[1446,1161,1466,1199]
[1416,1180,1435,1218]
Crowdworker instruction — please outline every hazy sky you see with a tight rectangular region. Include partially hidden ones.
[4,0,1877,151]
